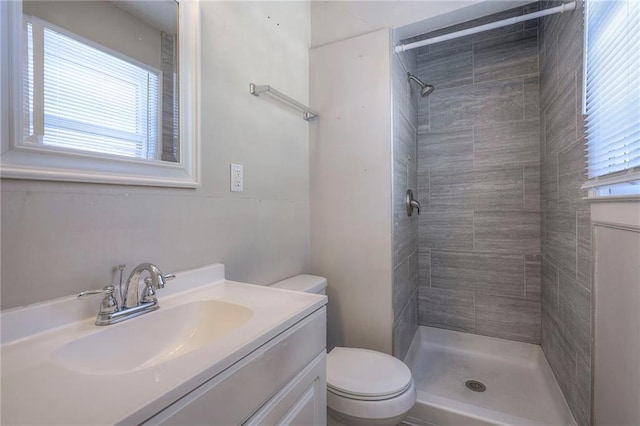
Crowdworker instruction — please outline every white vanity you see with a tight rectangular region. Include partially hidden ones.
[1,264,327,425]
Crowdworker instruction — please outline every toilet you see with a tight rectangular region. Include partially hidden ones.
[270,275,416,425]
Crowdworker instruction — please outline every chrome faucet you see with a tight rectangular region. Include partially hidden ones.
[78,263,175,326]
[123,263,167,308]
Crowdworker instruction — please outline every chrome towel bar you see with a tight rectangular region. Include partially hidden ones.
[250,83,319,121]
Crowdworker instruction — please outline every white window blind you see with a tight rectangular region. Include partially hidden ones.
[584,0,640,196]
[23,18,160,160]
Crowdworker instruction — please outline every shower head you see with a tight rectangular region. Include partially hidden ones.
[420,83,435,97]
[407,73,435,97]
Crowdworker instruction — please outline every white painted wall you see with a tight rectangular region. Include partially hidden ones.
[309,29,394,354]
[592,201,640,425]
[310,0,532,48]
[0,1,311,309]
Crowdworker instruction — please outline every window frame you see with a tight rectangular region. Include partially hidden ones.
[582,0,640,198]
[0,0,200,188]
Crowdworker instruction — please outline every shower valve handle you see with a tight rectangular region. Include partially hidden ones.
[406,190,421,216]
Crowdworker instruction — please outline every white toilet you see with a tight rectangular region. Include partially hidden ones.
[270,275,416,426]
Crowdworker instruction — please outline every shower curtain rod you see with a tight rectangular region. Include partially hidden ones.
[394,1,576,53]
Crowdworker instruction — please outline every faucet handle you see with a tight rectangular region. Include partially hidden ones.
[142,277,158,303]
[78,285,116,299]
[153,273,176,290]
[158,274,176,288]
[140,274,175,303]
[78,285,120,319]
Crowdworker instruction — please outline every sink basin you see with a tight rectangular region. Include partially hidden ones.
[52,300,252,375]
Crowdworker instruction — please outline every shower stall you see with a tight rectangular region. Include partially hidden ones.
[390,1,590,425]
[309,1,591,425]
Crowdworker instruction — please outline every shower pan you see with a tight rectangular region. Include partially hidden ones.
[403,327,575,425]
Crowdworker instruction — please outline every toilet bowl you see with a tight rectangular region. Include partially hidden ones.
[270,275,416,426]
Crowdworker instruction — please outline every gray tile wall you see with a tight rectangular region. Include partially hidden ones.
[413,4,542,344]
[539,1,592,424]
[161,32,178,162]
[392,42,419,360]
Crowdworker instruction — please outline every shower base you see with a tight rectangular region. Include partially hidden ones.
[403,326,576,426]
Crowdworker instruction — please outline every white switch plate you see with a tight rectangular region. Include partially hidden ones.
[230,164,243,192]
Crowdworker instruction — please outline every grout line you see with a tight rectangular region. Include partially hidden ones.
[427,90,431,132]
[428,171,431,209]
[556,264,560,313]
[523,165,526,210]
[574,68,579,143]
[554,32,559,101]
[472,210,476,251]
[428,249,432,288]
[472,41,475,85]
[522,77,526,119]
[397,107,417,136]
[553,152,560,206]
[473,293,476,330]
[472,126,475,168]
[575,210,579,280]
[523,255,527,298]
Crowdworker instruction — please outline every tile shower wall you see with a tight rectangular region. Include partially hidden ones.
[539,1,591,424]
[392,39,419,360]
[161,32,177,162]
[413,4,542,344]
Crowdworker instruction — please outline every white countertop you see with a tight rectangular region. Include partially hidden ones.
[1,264,326,425]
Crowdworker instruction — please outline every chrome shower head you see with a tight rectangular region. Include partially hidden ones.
[407,73,435,97]
[420,84,435,97]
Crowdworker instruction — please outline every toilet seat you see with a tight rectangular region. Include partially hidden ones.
[328,382,411,401]
[327,347,413,400]
[327,378,416,423]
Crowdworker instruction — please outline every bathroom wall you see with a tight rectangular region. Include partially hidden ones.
[392,34,419,359]
[413,4,542,344]
[538,1,592,424]
[309,29,394,354]
[591,202,640,425]
[310,1,533,48]
[1,1,311,309]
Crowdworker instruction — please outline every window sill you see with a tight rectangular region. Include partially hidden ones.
[585,195,640,203]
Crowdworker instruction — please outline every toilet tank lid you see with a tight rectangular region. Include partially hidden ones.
[270,274,327,294]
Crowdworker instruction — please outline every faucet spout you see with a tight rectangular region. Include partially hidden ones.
[122,263,167,309]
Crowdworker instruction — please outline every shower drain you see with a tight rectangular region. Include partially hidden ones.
[465,380,487,392]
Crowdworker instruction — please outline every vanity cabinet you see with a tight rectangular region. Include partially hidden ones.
[143,308,327,425]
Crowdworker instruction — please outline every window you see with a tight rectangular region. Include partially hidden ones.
[1,0,199,188]
[584,0,640,196]
[23,16,160,161]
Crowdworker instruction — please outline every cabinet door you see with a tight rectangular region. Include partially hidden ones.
[245,351,326,426]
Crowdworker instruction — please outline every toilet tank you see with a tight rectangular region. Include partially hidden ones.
[270,275,327,295]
